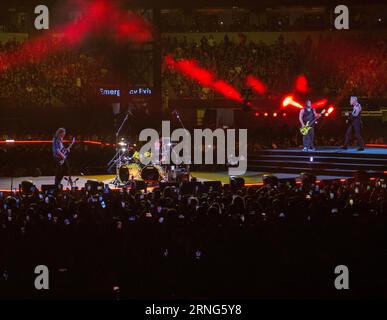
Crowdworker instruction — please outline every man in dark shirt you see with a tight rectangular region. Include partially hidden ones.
[342,96,364,151]
[299,100,321,151]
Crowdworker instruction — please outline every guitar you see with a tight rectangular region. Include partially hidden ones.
[345,111,353,124]
[300,109,325,136]
[58,137,76,165]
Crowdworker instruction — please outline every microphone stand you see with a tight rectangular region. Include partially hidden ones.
[116,111,130,140]
[108,108,131,185]
[171,110,191,179]
[173,109,186,130]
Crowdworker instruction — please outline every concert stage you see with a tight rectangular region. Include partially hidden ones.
[248,146,387,177]
[0,172,268,191]
[0,170,353,192]
[0,147,385,191]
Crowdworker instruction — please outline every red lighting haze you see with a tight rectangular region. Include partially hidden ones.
[246,75,267,95]
[165,55,243,103]
[295,74,309,93]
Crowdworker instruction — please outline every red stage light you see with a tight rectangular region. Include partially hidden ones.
[255,112,260,117]
[170,58,214,86]
[165,56,243,103]
[213,80,244,102]
[365,144,387,148]
[264,112,268,117]
[324,105,335,117]
[312,98,328,108]
[282,96,292,107]
[282,112,287,117]
[273,112,278,117]
[116,16,153,43]
[246,75,267,95]
[295,74,309,93]
[0,0,152,71]
[282,95,303,109]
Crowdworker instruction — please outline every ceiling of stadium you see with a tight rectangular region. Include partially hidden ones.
[1,0,386,9]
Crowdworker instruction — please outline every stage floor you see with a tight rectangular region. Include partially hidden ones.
[268,146,387,155]
[0,171,348,191]
[248,146,387,177]
[2,146,385,191]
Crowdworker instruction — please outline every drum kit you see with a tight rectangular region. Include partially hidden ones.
[107,109,190,187]
[108,140,167,186]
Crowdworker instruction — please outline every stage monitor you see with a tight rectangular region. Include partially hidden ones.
[159,182,179,191]
[230,176,245,189]
[201,181,222,193]
[263,174,278,187]
[85,180,104,194]
[180,181,201,195]
[41,184,57,194]
[278,178,297,187]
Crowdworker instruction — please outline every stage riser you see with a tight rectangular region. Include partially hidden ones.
[247,165,386,177]
[248,148,387,177]
[248,160,385,171]
[252,150,387,160]
[249,156,387,166]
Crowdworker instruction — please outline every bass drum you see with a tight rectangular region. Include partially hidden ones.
[141,165,165,181]
[118,163,141,183]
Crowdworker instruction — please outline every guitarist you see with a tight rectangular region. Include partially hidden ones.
[299,100,321,151]
[52,128,75,188]
[342,96,364,151]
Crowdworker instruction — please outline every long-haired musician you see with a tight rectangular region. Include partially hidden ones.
[52,128,75,187]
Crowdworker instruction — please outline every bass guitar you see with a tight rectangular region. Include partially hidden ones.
[300,109,325,136]
[58,137,76,165]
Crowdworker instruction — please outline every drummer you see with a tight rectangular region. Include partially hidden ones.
[133,150,140,163]
[127,146,136,159]
[139,151,153,165]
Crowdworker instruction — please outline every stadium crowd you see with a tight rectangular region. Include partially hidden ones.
[0,38,110,108]
[1,32,387,109]
[159,8,386,33]
[162,34,387,99]
[1,5,387,301]
[0,176,386,299]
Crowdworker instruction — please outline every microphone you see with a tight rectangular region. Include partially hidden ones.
[172,109,180,118]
